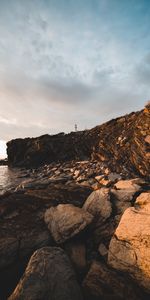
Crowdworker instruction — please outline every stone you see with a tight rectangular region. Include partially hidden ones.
[108,192,150,292]
[145,135,150,144]
[98,243,108,256]
[108,172,122,182]
[83,188,112,223]
[91,182,101,190]
[82,261,142,300]
[114,178,142,192]
[0,238,19,270]
[76,175,87,182]
[79,181,91,188]
[0,184,92,298]
[44,204,94,243]
[8,247,83,300]
[99,178,111,187]
[64,241,86,271]
[111,189,135,215]
[95,175,104,181]
[74,170,81,178]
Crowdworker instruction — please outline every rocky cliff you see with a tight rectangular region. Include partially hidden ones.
[7,105,150,178]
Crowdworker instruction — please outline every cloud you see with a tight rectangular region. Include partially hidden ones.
[0,0,149,147]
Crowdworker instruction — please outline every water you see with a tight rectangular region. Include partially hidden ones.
[0,166,29,194]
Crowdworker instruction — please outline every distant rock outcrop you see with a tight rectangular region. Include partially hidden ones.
[7,106,150,178]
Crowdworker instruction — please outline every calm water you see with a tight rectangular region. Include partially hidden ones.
[0,166,29,194]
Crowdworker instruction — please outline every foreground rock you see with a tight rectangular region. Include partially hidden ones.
[0,184,91,299]
[83,188,112,223]
[108,192,150,292]
[7,105,150,178]
[44,204,93,243]
[8,247,83,300]
[83,261,143,300]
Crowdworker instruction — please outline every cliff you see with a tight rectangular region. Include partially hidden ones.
[7,105,150,178]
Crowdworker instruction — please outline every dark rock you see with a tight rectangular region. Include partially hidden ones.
[8,247,83,300]
[0,158,8,166]
[82,260,145,300]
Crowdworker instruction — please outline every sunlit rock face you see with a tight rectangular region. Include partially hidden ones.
[7,106,150,179]
[108,192,150,292]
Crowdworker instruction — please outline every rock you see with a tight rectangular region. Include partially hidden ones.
[76,175,87,182]
[95,175,104,181]
[44,204,94,243]
[111,189,135,215]
[0,193,52,271]
[0,184,91,299]
[108,192,150,292]
[145,135,150,144]
[8,247,83,300]
[98,243,108,256]
[114,178,143,192]
[7,107,150,179]
[16,179,51,191]
[108,172,122,182]
[99,178,111,187]
[25,183,92,207]
[74,170,80,178]
[64,241,86,271]
[135,191,150,208]
[91,182,101,190]
[0,238,19,269]
[83,188,112,223]
[82,261,142,300]
[79,181,91,188]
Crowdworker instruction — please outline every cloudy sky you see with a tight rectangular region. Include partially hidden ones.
[0,0,150,157]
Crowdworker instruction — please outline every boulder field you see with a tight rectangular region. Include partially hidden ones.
[0,104,149,299]
[0,166,149,300]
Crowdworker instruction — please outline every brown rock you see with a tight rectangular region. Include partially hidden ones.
[8,247,83,300]
[111,189,135,215]
[108,192,150,292]
[114,178,142,191]
[82,261,142,300]
[83,188,112,223]
[64,241,86,271]
[44,204,93,243]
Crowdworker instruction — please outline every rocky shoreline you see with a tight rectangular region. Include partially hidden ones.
[7,105,150,179]
[0,104,150,299]
[0,158,150,300]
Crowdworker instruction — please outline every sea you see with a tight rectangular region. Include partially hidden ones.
[0,166,28,195]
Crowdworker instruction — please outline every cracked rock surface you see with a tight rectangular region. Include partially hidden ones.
[108,192,150,292]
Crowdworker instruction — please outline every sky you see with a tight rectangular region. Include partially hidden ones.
[0,0,150,158]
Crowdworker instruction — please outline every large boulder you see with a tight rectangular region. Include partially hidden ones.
[83,189,114,248]
[111,189,135,215]
[0,184,91,299]
[82,261,142,300]
[114,178,142,192]
[83,188,112,223]
[44,204,93,243]
[8,247,83,300]
[108,192,150,292]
